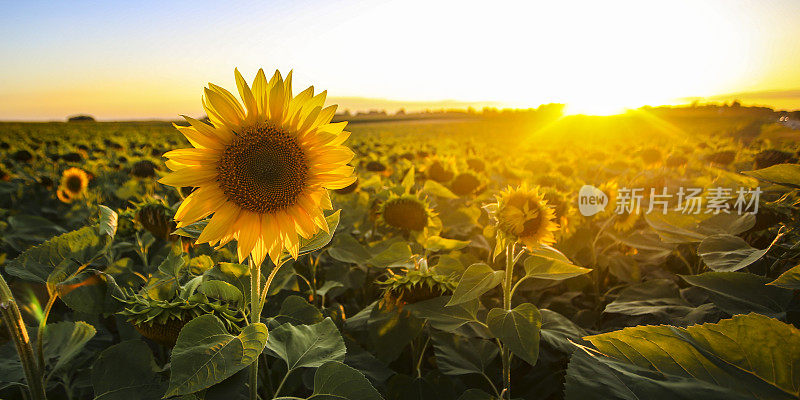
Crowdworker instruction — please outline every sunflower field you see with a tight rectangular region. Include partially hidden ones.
[1,70,800,400]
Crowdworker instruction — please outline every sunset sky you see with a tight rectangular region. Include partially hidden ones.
[1,0,799,120]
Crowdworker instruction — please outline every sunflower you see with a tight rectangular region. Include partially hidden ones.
[485,183,559,251]
[159,68,356,265]
[57,167,89,203]
[379,193,435,232]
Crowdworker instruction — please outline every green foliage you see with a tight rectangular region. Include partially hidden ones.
[166,314,269,397]
[584,313,800,399]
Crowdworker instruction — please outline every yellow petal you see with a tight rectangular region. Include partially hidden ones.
[175,186,227,227]
[197,202,240,245]
[252,68,268,120]
[235,68,258,125]
[236,212,261,263]
[204,87,243,128]
[158,166,217,187]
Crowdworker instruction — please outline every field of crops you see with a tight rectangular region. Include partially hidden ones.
[1,104,800,400]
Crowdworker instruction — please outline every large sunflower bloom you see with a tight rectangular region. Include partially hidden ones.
[160,68,356,266]
[485,183,559,250]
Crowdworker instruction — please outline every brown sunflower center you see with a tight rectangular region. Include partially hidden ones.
[383,198,428,231]
[216,123,308,214]
[520,211,544,237]
[65,176,83,193]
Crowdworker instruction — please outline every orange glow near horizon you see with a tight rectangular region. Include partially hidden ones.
[1,0,799,120]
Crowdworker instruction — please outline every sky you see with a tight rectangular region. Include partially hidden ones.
[1,0,799,120]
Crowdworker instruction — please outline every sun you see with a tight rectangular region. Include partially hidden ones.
[563,99,630,116]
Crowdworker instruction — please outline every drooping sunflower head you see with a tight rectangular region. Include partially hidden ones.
[450,172,483,197]
[134,199,177,240]
[426,158,454,183]
[377,259,458,310]
[57,167,89,203]
[485,183,559,250]
[160,68,356,265]
[118,290,244,347]
[379,193,435,232]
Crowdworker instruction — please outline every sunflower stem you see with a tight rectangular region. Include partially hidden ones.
[249,257,262,400]
[0,273,47,400]
[500,242,515,400]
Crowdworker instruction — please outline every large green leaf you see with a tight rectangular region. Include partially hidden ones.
[585,313,800,399]
[56,269,123,315]
[271,295,324,326]
[565,346,752,400]
[367,241,414,268]
[407,296,479,331]
[603,279,719,325]
[275,361,383,400]
[166,314,268,397]
[523,246,591,280]
[5,205,118,283]
[431,332,499,376]
[327,234,372,265]
[198,280,243,304]
[698,234,768,272]
[742,163,800,189]
[645,212,755,244]
[768,264,800,290]
[682,272,793,318]
[487,303,542,366]
[446,263,504,306]
[265,318,346,370]
[367,303,424,362]
[422,180,458,199]
[92,340,166,400]
[43,321,96,374]
[540,309,587,353]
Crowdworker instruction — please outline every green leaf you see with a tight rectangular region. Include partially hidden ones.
[301,361,383,400]
[487,303,542,366]
[273,295,324,326]
[603,279,717,325]
[523,246,591,280]
[366,303,424,362]
[698,234,768,272]
[406,296,479,331]
[565,346,752,400]
[166,314,268,397]
[327,234,372,264]
[645,212,755,244]
[681,272,793,318]
[367,241,413,268]
[265,318,346,370]
[424,236,470,252]
[92,340,165,400]
[422,180,458,199]
[457,389,496,400]
[431,332,499,376]
[43,321,96,374]
[198,280,244,304]
[56,269,123,315]
[768,264,800,290]
[540,309,587,354]
[446,263,504,306]
[585,313,800,399]
[5,206,118,283]
[173,220,208,238]
[742,163,800,189]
